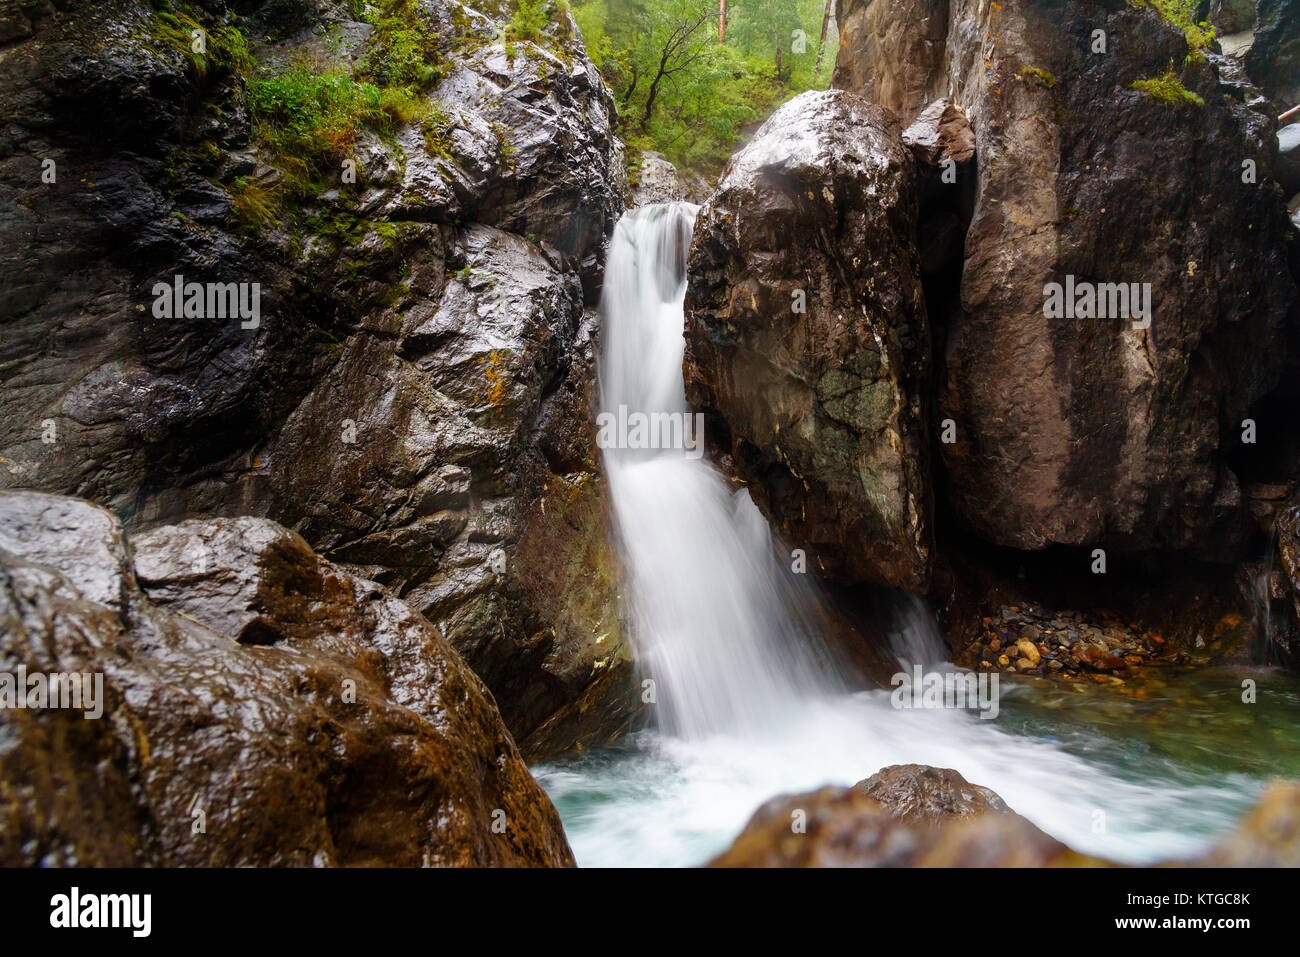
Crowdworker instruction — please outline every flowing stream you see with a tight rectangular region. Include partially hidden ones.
[534,202,1300,867]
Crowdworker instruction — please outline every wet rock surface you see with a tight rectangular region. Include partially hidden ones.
[0,0,636,757]
[685,89,933,591]
[1278,123,1300,195]
[711,764,1098,866]
[425,14,626,299]
[901,98,975,168]
[712,762,1300,867]
[630,150,710,206]
[835,0,1298,558]
[0,491,575,866]
[831,0,950,125]
[1246,0,1300,110]
[1210,0,1257,35]
[853,763,1010,823]
[1268,504,1300,668]
[1202,780,1300,866]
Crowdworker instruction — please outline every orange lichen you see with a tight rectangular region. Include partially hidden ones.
[478,350,509,407]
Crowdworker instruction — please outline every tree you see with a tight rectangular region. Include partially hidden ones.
[814,0,833,74]
[727,0,804,82]
[635,0,719,128]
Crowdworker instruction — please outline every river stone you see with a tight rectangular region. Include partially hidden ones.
[713,764,1300,867]
[1202,780,1300,866]
[0,490,575,867]
[854,764,1011,823]
[685,89,933,591]
[711,766,1095,866]
[1016,638,1041,665]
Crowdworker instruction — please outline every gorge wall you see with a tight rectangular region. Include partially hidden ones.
[685,0,1300,666]
[0,0,640,761]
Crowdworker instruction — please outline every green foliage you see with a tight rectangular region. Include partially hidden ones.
[358,0,444,87]
[508,0,553,42]
[1132,66,1205,107]
[573,0,835,176]
[492,121,519,170]
[229,177,278,232]
[423,103,456,160]
[246,61,427,194]
[148,1,251,78]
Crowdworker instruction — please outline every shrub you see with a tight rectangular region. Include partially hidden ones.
[246,62,425,190]
[358,0,444,88]
[507,0,552,44]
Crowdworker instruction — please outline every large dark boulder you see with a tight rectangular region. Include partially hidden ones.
[685,90,933,591]
[0,491,575,866]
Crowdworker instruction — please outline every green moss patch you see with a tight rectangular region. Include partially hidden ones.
[1132,66,1205,107]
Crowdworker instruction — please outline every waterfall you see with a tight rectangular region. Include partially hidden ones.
[539,201,1258,869]
[598,202,843,739]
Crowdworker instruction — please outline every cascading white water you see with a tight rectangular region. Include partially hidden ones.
[534,202,1293,868]
[599,202,842,739]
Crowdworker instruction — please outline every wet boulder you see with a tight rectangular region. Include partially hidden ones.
[902,98,976,168]
[710,764,1095,866]
[685,89,933,592]
[853,763,1011,823]
[1202,780,1300,866]
[0,490,576,867]
[712,763,1300,867]
[429,6,626,300]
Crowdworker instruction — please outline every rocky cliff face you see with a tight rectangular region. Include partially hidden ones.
[685,90,933,591]
[0,490,575,866]
[835,0,1298,556]
[0,0,637,757]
